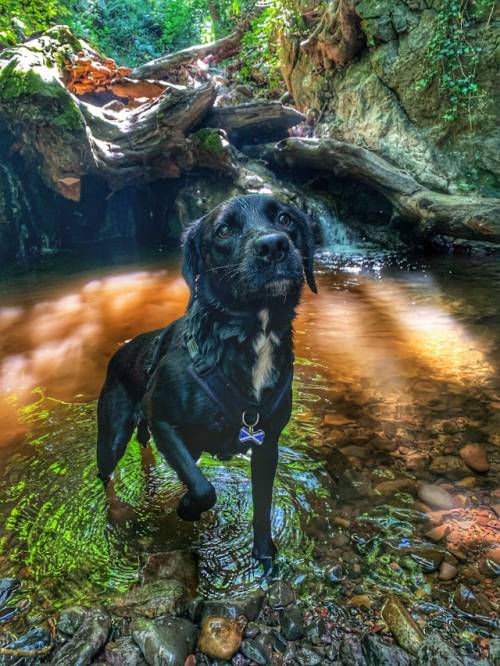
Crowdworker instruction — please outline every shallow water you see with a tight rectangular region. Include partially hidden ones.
[0,250,498,648]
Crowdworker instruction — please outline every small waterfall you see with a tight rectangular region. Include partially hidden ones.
[303,193,361,255]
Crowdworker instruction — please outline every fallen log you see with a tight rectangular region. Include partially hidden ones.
[131,30,244,80]
[0,27,219,197]
[265,138,500,244]
[205,102,304,145]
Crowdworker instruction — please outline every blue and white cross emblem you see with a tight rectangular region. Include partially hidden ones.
[239,426,265,446]
[239,411,265,446]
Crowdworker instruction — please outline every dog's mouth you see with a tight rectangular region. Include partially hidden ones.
[264,278,295,297]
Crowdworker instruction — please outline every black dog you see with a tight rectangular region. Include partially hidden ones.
[96,194,317,569]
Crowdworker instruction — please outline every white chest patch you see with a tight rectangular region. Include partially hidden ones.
[252,309,280,401]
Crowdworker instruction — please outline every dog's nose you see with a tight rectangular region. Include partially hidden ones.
[254,233,290,263]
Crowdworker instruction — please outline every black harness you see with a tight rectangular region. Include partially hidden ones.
[146,325,293,459]
[185,332,293,459]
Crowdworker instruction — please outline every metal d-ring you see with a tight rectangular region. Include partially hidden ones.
[242,411,260,430]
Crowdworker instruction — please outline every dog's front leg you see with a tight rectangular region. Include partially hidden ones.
[150,419,216,521]
[251,436,278,570]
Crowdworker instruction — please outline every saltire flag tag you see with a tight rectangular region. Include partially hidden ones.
[239,427,265,446]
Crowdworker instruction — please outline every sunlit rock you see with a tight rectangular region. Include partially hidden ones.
[381,594,424,656]
[198,615,245,660]
[459,444,490,474]
[417,483,455,510]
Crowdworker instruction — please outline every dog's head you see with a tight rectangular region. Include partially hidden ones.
[182,194,317,308]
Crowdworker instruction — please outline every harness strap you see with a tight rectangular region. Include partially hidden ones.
[188,362,293,428]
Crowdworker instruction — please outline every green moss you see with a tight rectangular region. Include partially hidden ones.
[193,128,225,156]
[0,58,83,132]
[52,98,84,131]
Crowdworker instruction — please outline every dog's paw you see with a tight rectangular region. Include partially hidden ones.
[177,485,216,521]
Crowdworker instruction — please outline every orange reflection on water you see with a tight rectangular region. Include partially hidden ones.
[0,265,495,444]
[0,269,188,441]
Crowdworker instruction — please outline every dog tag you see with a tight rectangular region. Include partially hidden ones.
[239,426,265,446]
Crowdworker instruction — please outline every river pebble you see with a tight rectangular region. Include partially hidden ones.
[459,444,489,473]
[381,594,423,656]
[438,561,458,580]
[417,483,455,510]
[198,616,244,660]
[49,607,110,666]
[240,638,267,664]
[279,606,304,640]
[267,581,295,609]
[105,636,144,666]
[131,616,198,666]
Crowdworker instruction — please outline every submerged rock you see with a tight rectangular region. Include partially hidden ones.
[267,581,296,609]
[459,444,489,473]
[109,579,190,618]
[417,631,473,666]
[240,638,268,664]
[453,584,494,622]
[363,633,412,666]
[49,606,110,666]
[438,562,458,581]
[57,605,86,635]
[280,606,305,641]
[131,616,198,666]
[417,484,455,510]
[339,634,367,665]
[139,550,199,597]
[0,626,51,665]
[429,456,469,479]
[200,590,265,623]
[295,643,324,665]
[105,636,145,665]
[381,595,423,656]
[0,579,20,607]
[198,616,244,660]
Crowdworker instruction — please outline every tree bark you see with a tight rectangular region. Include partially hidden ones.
[266,138,500,243]
[205,102,304,144]
[131,30,244,80]
[300,0,365,69]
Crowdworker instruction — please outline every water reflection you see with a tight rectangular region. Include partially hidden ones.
[0,253,498,641]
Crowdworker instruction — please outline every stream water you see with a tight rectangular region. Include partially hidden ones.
[0,245,498,652]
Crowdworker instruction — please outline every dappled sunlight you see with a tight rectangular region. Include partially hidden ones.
[296,271,495,415]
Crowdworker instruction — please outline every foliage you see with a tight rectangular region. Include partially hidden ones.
[239,0,304,89]
[66,0,215,66]
[0,0,248,67]
[415,0,495,126]
[0,0,66,47]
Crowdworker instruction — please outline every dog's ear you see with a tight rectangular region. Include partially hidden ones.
[182,219,202,299]
[299,213,318,294]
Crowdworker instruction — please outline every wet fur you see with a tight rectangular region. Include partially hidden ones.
[96,194,316,568]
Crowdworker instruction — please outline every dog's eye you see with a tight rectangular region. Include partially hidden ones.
[216,224,233,238]
[278,212,293,227]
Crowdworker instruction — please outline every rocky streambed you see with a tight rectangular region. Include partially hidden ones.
[0,251,499,665]
[1,553,498,666]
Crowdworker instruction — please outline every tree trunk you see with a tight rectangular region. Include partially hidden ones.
[131,30,244,80]
[300,0,365,69]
